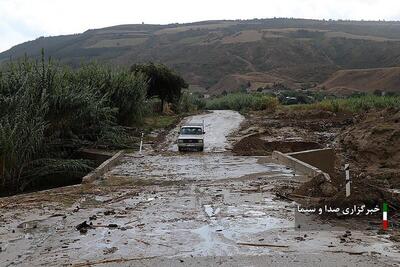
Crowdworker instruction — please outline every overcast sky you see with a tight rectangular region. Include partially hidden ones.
[1,0,400,52]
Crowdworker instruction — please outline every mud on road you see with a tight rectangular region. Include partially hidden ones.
[0,110,399,266]
[161,110,244,153]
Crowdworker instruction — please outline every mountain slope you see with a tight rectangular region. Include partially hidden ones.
[2,18,400,93]
[319,67,400,94]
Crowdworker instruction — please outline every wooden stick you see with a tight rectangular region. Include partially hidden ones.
[275,192,294,201]
[325,250,366,255]
[135,238,150,246]
[288,193,308,198]
[72,256,157,267]
[237,242,289,248]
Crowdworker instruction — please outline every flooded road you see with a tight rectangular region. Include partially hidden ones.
[110,154,293,182]
[0,110,399,266]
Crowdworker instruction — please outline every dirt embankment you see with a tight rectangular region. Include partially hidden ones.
[337,109,400,179]
[290,109,400,210]
[326,109,400,207]
[233,108,400,210]
[232,109,352,156]
[232,137,321,156]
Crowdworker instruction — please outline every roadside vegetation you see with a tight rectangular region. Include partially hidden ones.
[203,91,400,114]
[288,95,400,113]
[0,56,187,194]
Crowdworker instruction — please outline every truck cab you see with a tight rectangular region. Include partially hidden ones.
[177,122,205,152]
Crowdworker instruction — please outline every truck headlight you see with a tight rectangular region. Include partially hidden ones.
[178,139,184,143]
[198,139,203,143]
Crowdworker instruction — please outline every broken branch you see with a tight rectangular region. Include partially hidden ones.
[237,242,289,248]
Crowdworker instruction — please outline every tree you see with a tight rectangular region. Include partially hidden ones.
[131,63,188,111]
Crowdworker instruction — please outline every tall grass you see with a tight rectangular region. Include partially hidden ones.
[205,93,279,111]
[68,64,149,125]
[289,95,400,113]
[0,57,148,193]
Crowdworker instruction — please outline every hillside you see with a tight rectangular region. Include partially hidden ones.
[320,67,400,94]
[2,18,400,93]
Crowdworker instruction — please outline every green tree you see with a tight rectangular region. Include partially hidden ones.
[131,63,188,111]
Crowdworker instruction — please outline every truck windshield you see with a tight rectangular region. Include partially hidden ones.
[180,127,203,135]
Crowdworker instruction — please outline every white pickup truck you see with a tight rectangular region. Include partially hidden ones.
[177,122,205,152]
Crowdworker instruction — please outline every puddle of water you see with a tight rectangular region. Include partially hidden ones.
[189,214,291,256]
[184,198,293,257]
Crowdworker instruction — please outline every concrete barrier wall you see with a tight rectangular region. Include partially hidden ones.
[287,148,335,176]
[272,151,320,176]
[82,150,125,184]
[77,149,113,165]
[272,149,332,181]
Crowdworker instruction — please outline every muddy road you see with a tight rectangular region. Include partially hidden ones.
[0,110,399,266]
[164,110,244,152]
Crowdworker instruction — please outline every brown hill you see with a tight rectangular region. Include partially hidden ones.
[320,67,400,94]
[209,72,296,94]
[2,18,400,94]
